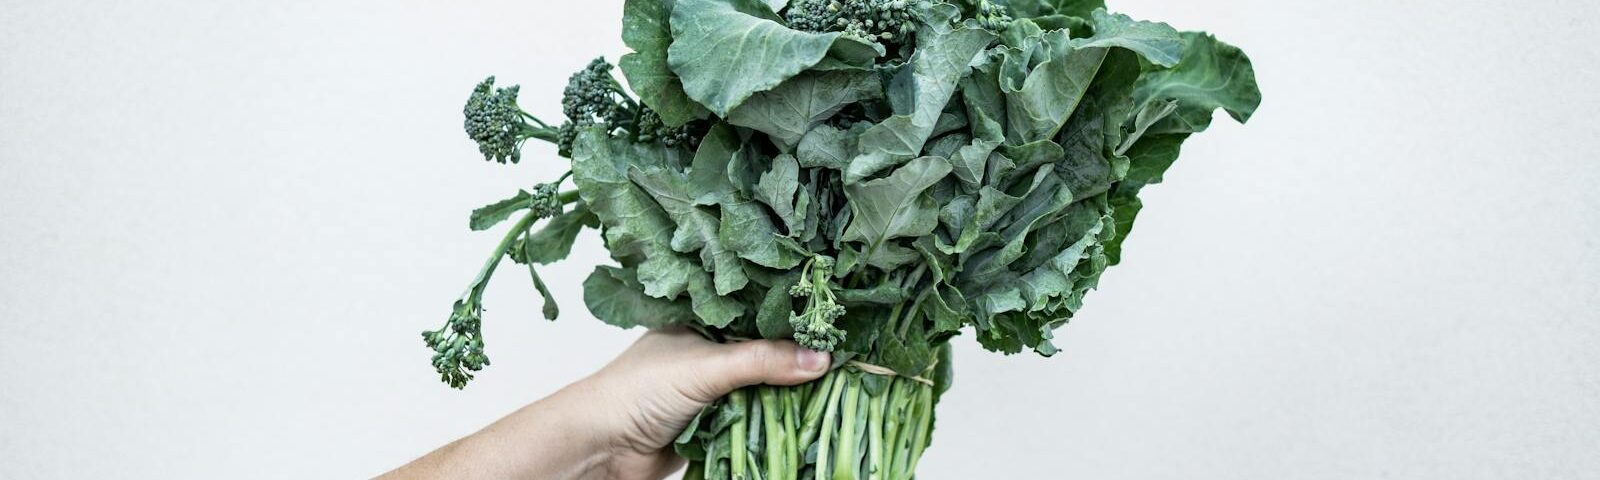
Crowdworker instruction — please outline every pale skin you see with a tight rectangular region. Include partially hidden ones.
[380,329,832,480]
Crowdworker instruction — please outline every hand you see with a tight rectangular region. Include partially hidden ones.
[380,329,833,480]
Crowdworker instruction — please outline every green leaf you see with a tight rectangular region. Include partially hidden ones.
[620,0,710,126]
[727,70,883,151]
[688,123,742,205]
[668,0,847,116]
[880,320,935,377]
[844,11,996,183]
[1105,133,1187,265]
[755,273,800,339]
[836,282,910,306]
[720,197,808,269]
[520,202,598,265]
[1072,10,1184,67]
[469,190,531,231]
[754,154,807,235]
[526,263,560,320]
[1003,30,1107,144]
[1132,32,1262,135]
[842,156,953,262]
[571,130,746,326]
[925,284,969,334]
[584,266,693,328]
[961,168,1075,280]
[1014,202,1108,310]
[686,126,811,273]
[795,124,859,170]
[571,129,692,299]
[629,167,752,295]
[1052,0,1106,19]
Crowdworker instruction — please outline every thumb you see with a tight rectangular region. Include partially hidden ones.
[693,340,831,400]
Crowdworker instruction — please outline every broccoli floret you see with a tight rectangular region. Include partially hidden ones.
[635,109,702,149]
[423,299,491,388]
[967,0,1012,31]
[789,256,847,351]
[785,0,918,45]
[554,58,703,155]
[463,59,702,163]
[463,77,560,164]
[561,58,633,128]
[529,182,563,219]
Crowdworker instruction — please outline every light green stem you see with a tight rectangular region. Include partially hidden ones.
[815,370,848,477]
[904,386,935,476]
[731,391,748,480]
[761,388,784,480]
[866,382,886,480]
[797,371,837,450]
[832,376,862,480]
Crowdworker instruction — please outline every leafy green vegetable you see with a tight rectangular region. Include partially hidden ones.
[620,0,711,127]
[423,1,1260,478]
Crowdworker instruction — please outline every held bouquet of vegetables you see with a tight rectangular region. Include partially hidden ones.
[423,0,1259,478]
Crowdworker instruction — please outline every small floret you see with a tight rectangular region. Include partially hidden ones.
[553,58,704,155]
[529,182,563,219]
[423,298,491,388]
[561,58,632,128]
[463,77,560,164]
[788,256,847,351]
[786,0,918,45]
[967,0,1012,31]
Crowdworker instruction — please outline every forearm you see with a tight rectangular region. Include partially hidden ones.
[380,383,612,480]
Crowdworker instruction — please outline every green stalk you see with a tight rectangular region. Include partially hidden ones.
[749,392,764,474]
[815,370,848,477]
[761,388,784,480]
[797,371,836,450]
[886,381,914,480]
[866,383,886,480]
[832,376,862,480]
[904,386,935,475]
[784,389,800,480]
[731,391,748,480]
[459,209,541,299]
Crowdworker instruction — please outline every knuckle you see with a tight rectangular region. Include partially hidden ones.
[740,341,779,368]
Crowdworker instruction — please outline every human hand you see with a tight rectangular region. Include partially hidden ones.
[380,329,832,480]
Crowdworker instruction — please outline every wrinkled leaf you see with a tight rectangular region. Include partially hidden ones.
[669,0,845,116]
[620,0,710,126]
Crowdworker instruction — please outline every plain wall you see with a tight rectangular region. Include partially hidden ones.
[1,0,1596,478]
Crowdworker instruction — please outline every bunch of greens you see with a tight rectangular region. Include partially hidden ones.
[424,0,1259,478]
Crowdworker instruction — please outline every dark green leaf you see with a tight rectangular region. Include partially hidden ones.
[620,0,710,126]
[727,70,882,151]
[1132,32,1262,135]
[669,0,847,116]
[469,190,531,232]
[520,203,597,265]
[583,266,693,328]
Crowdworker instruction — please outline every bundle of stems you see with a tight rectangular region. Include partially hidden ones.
[682,363,939,480]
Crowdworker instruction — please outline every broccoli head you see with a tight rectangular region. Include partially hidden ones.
[463,77,560,164]
[789,256,848,351]
[423,299,491,388]
[785,0,917,45]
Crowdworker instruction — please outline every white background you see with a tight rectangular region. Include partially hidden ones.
[2,0,1597,478]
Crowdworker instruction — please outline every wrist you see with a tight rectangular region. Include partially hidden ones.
[464,382,616,479]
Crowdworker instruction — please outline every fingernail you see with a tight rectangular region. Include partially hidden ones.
[796,349,829,373]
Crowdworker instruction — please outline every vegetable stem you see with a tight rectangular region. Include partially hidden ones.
[460,209,541,299]
[832,376,861,480]
[815,369,847,477]
[761,388,784,480]
[731,391,748,480]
